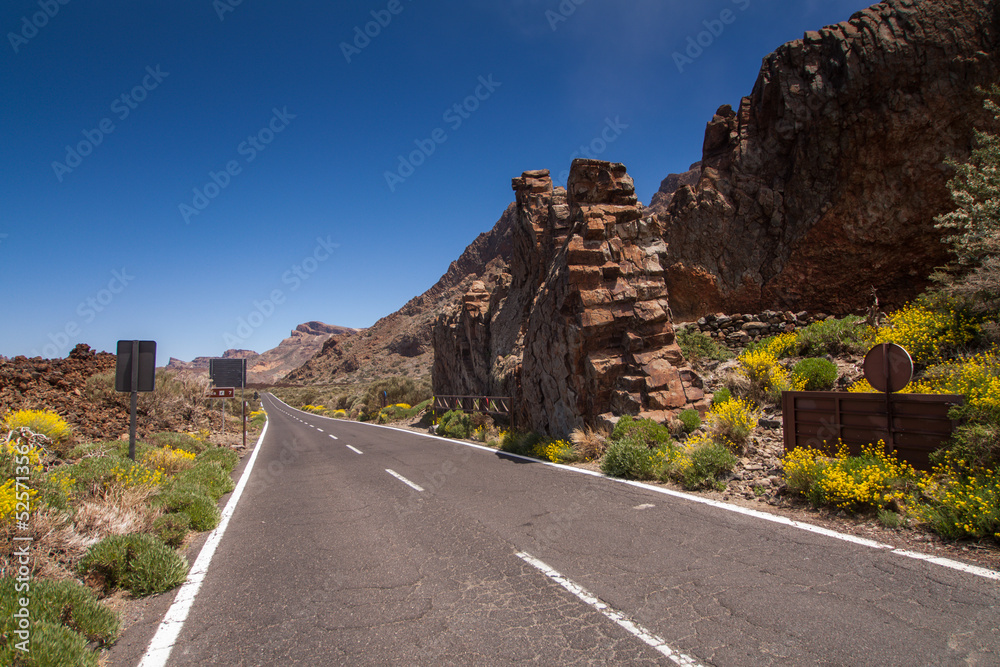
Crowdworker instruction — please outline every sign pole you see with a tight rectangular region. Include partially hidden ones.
[129,340,139,461]
[222,398,226,434]
[242,387,246,450]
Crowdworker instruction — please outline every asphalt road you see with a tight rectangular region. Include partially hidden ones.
[115,394,1000,666]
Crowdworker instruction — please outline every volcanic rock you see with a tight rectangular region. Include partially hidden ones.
[655,0,1000,319]
[433,161,707,435]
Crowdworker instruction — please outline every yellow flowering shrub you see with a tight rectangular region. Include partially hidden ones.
[913,459,999,542]
[737,335,806,404]
[143,446,197,477]
[47,468,76,497]
[783,441,918,512]
[302,404,326,414]
[0,479,37,525]
[3,437,44,471]
[110,462,164,489]
[532,439,577,464]
[704,397,760,450]
[2,409,72,445]
[868,301,980,365]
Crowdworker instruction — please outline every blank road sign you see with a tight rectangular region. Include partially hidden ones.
[210,358,246,389]
[115,340,156,392]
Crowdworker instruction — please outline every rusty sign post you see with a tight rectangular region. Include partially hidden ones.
[863,343,914,451]
[209,358,247,446]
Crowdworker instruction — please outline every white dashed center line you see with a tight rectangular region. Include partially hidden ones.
[385,469,424,492]
[516,552,702,666]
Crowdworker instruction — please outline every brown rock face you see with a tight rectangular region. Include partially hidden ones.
[658,0,1000,319]
[433,161,705,435]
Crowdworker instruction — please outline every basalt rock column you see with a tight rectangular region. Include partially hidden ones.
[520,159,705,434]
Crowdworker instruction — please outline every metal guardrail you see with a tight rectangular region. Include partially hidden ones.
[781,391,964,471]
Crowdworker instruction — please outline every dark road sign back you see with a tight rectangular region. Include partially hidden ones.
[210,358,247,389]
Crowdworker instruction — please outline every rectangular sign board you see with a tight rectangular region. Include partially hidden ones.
[209,358,246,389]
[115,340,156,393]
[208,387,236,399]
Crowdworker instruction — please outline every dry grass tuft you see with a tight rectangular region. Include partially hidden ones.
[570,426,609,461]
[1,508,98,580]
[73,485,162,540]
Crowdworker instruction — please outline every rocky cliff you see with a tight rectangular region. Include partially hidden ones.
[433,161,708,435]
[285,210,515,385]
[657,0,1000,319]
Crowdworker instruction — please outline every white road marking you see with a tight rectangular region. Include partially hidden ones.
[316,428,323,432]
[328,435,338,440]
[332,418,1000,583]
[634,503,655,510]
[139,419,271,667]
[386,469,424,492]
[346,445,363,455]
[516,551,702,666]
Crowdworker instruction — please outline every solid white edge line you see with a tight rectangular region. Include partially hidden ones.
[264,396,1000,582]
[346,445,363,455]
[138,416,271,667]
[516,551,702,666]
[385,468,424,491]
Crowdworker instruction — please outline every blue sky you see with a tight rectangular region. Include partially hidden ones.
[1,0,875,364]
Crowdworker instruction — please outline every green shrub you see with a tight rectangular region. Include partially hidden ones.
[499,431,543,457]
[153,512,192,548]
[600,437,668,480]
[609,416,671,448]
[678,409,701,434]
[795,317,868,357]
[60,455,131,495]
[679,439,737,490]
[196,447,239,474]
[155,487,221,531]
[0,577,120,662]
[148,432,208,455]
[792,358,839,391]
[676,327,732,362]
[914,461,1000,542]
[711,388,732,406]
[67,439,155,462]
[172,462,234,500]
[79,533,188,597]
[359,377,432,417]
[933,422,1000,471]
[1,620,96,666]
[437,410,472,440]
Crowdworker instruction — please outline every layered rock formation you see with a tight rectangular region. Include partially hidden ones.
[433,160,707,435]
[656,0,1000,319]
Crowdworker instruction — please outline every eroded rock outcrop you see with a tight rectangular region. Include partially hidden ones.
[433,161,707,435]
[658,0,1000,319]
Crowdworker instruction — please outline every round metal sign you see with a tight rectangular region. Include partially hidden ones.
[863,343,913,393]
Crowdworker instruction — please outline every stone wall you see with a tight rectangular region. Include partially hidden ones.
[680,310,828,348]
